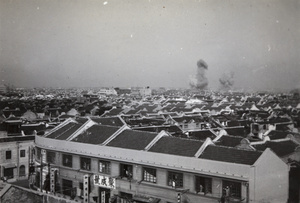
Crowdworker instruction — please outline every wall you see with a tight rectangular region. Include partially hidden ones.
[38,149,254,203]
[0,140,33,180]
[249,149,289,203]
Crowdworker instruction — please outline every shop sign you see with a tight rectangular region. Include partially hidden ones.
[93,175,115,189]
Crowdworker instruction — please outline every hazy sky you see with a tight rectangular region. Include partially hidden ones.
[0,0,299,90]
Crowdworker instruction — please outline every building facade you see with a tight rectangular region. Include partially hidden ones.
[0,135,35,181]
[33,119,289,203]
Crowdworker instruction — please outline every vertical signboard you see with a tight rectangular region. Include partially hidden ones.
[50,168,58,193]
[83,174,89,203]
[101,191,106,203]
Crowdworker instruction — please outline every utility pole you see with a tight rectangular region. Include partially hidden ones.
[40,150,43,191]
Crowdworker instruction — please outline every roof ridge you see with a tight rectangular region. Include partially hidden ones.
[163,136,205,143]
[92,124,121,129]
[222,135,244,139]
[122,128,158,135]
[209,144,262,153]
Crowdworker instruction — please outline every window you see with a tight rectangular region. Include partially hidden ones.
[20,149,26,158]
[35,171,40,188]
[62,179,73,196]
[78,182,84,197]
[195,176,212,194]
[99,160,111,174]
[47,151,56,164]
[62,154,72,167]
[119,192,132,203]
[19,165,26,177]
[143,167,156,183]
[168,171,183,188]
[36,147,41,160]
[80,157,91,171]
[4,167,14,179]
[6,150,12,159]
[222,180,241,199]
[120,164,133,179]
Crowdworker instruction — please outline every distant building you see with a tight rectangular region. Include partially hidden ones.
[139,86,152,97]
[131,87,152,98]
[0,84,7,94]
[98,88,118,96]
[115,88,131,95]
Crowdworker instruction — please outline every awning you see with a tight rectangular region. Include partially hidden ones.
[2,164,17,169]
[133,196,160,203]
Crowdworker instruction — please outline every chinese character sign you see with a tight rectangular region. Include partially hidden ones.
[93,175,115,189]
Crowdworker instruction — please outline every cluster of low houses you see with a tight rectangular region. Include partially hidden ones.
[0,89,300,202]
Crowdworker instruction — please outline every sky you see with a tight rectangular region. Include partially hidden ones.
[0,0,299,91]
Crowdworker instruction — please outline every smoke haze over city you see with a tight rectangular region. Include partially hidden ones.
[0,0,299,91]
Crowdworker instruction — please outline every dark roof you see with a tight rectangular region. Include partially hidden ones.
[0,135,35,143]
[106,129,157,150]
[199,145,262,165]
[76,118,89,124]
[105,108,124,116]
[46,123,82,140]
[149,136,204,157]
[172,116,204,123]
[214,135,244,147]
[72,125,120,144]
[267,130,291,140]
[189,130,216,141]
[125,118,166,127]
[224,127,247,137]
[91,117,124,127]
[252,140,299,157]
[132,125,183,135]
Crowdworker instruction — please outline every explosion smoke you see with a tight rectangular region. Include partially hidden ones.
[219,71,235,90]
[189,59,208,90]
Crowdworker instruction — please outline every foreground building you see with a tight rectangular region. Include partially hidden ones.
[33,118,289,203]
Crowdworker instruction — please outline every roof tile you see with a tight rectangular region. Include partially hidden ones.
[199,145,262,165]
[149,136,204,157]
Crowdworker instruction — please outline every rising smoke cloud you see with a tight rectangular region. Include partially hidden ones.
[219,71,235,90]
[189,59,208,90]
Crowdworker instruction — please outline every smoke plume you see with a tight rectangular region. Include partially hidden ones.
[189,59,208,90]
[219,71,235,90]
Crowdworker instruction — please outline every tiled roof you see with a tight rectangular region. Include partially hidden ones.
[91,117,124,127]
[199,145,262,165]
[214,135,244,147]
[267,130,291,140]
[72,125,120,144]
[105,108,124,116]
[46,123,82,140]
[0,135,35,143]
[125,118,166,127]
[172,116,204,123]
[252,140,299,157]
[133,125,183,135]
[106,129,157,150]
[189,130,216,141]
[124,109,140,115]
[149,136,204,157]
[224,127,247,137]
[76,118,89,124]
